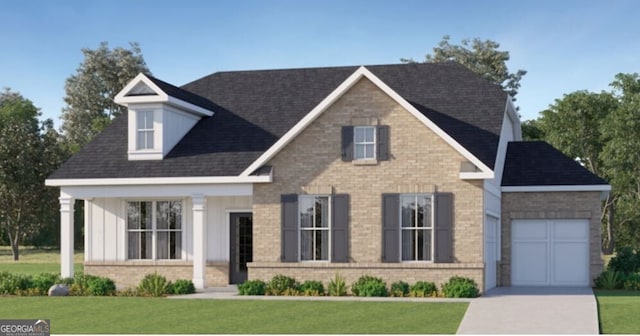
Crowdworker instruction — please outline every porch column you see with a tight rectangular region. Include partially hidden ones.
[192,195,207,289]
[59,194,74,278]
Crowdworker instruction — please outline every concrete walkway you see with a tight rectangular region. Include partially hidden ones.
[456,287,599,334]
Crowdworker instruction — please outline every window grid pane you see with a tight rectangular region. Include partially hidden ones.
[400,195,433,261]
[127,200,182,260]
[353,126,376,160]
[299,196,330,261]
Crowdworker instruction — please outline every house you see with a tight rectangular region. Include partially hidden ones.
[46,63,610,292]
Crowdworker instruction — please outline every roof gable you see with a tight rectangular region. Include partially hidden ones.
[240,66,494,178]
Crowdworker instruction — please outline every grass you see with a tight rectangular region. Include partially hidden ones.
[0,297,467,334]
[0,246,83,275]
[595,290,640,334]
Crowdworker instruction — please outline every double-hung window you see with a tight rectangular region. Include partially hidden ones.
[354,126,376,160]
[299,195,330,261]
[127,200,183,260]
[136,111,154,150]
[400,194,433,261]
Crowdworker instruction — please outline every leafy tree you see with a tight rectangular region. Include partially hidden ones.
[61,42,150,152]
[0,90,66,259]
[521,119,545,141]
[402,35,527,101]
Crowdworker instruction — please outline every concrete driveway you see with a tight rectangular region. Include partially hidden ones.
[456,287,599,334]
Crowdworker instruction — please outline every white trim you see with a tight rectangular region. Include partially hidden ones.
[501,185,611,192]
[459,171,495,179]
[485,210,501,219]
[240,66,494,178]
[46,175,271,187]
[114,73,214,117]
[225,209,253,214]
[484,181,502,199]
[505,96,522,141]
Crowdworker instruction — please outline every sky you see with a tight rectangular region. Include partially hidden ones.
[1,0,638,127]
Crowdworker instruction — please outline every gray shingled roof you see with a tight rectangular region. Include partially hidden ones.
[502,141,608,186]
[49,62,507,180]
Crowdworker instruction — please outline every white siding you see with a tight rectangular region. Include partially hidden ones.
[206,196,253,261]
[162,107,199,157]
[88,198,121,261]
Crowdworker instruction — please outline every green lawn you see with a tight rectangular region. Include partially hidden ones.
[0,297,467,334]
[595,290,640,334]
[0,246,83,275]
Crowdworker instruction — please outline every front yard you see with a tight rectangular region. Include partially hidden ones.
[0,297,467,334]
[595,290,640,334]
[0,246,83,274]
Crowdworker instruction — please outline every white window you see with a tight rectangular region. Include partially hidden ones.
[299,195,330,261]
[400,194,433,261]
[354,126,376,160]
[136,111,154,150]
[127,201,183,260]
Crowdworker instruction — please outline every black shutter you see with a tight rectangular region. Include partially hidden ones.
[377,125,389,161]
[341,126,354,161]
[382,193,400,262]
[434,193,453,263]
[281,194,298,262]
[331,194,349,262]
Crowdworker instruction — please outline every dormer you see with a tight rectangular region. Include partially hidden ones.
[115,74,215,161]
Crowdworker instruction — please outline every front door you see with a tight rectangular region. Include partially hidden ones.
[229,213,252,284]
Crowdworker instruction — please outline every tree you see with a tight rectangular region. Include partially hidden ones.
[521,119,545,141]
[0,90,65,260]
[402,35,527,101]
[61,42,150,152]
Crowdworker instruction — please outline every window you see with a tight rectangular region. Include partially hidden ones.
[136,111,154,150]
[354,126,376,160]
[400,194,433,261]
[299,196,330,261]
[127,201,182,260]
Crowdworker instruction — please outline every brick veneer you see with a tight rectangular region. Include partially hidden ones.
[85,261,229,289]
[251,77,485,289]
[500,191,604,286]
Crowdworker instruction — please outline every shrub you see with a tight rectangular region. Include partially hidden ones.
[352,275,388,297]
[170,279,196,295]
[409,281,438,297]
[32,273,61,295]
[238,280,266,295]
[442,276,479,298]
[266,274,298,296]
[116,287,141,297]
[282,288,301,296]
[87,277,116,296]
[328,273,348,296]
[299,280,325,296]
[138,273,171,297]
[623,273,640,291]
[390,281,410,297]
[0,272,33,295]
[608,247,640,274]
[595,270,624,290]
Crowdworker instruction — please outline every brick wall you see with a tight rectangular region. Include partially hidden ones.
[251,77,485,288]
[500,191,604,286]
[85,261,229,289]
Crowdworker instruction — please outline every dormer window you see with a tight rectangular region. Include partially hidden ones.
[136,110,155,150]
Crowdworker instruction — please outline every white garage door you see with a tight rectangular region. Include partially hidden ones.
[512,219,589,286]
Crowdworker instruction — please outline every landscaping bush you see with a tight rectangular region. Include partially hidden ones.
[608,247,640,274]
[299,280,325,296]
[409,281,438,297]
[138,273,171,297]
[0,272,33,295]
[595,270,624,290]
[351,275,388,297]
[32,273,61,295]
[623,273,640,291]
[238,279,266,295]
[170,279,196,295]
[265,274,298,296]
[442,276,479,298]
[87,276,116,296]
[390,281,409,297]
[328,273,348,296]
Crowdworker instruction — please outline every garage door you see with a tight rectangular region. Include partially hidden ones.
[512,219,589,286]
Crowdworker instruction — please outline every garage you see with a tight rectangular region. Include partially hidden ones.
[512,219,589,286]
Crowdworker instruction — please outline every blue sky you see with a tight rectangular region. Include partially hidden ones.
[1,0,638,126]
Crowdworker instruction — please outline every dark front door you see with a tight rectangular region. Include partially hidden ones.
[229,213,252,284]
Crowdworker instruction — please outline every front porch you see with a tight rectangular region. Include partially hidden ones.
[52,181,258,289]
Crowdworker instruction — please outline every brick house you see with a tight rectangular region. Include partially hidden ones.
[46,63,609,292]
